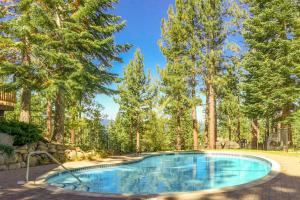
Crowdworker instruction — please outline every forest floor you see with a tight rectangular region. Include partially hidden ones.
[0,150,299,200]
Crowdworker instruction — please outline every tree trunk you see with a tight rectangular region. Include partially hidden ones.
[19,34,32,123]
[70,129,75,144]
[281,106,292,147]
[136,128,140,153]
[228,117,232,141]
[204,90,209,148]
[208,82,216,149]
[19,88,31,123]
[192,106,199,150]
[288,124,292,146]
[176,116,182,151]
[191,61,199,150]
[236,113,241,142]
[251,119,259,149]
[52,87,65,143]
[130,121,134,152]
[46,99,53,140]
[264,118,270,150]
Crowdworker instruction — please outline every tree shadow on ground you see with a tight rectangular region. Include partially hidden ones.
[162,172,300,200]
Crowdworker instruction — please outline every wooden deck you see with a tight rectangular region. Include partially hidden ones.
[0,91,16,111]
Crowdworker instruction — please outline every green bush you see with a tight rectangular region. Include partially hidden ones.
[0,144,14,156]
[0,120,42,146]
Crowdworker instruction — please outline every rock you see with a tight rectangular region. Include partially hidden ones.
[75,147,81,151]
[0,165,8,171]
[85,152,92,159]
[37,144,48,151]
[0,133,14,146]
[15,145,28,154]
[227,141,240,149]
[38,141,46,146]
[47,143,56,148]
[29,156,38,167]
[17,153,23,162]
[0,154,4,165]
[20,162,26,168]
[76,151,85,160]
[53,153,65,162]
[22,154,28,162]
[8,162,21,170]
[65,150,77,161]
[216,138,240,149]
[5,153,19,164]
[38,156,50,165]
[28,143,37,152]
[56,144,66,151]
[17,144,28,151]
[57,150,65,154]
[48,148,57,153]
[15,149,28,154]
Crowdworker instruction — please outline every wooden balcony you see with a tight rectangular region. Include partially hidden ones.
[0,91,16,111]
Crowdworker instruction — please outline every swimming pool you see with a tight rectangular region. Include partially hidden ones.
[46,153,273,195]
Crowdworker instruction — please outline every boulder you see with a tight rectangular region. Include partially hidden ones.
[5,153,19,164]
[76,151,85,160]
[28,143,38,152]
[47,143,56,149]
[22,154,28,162]
[65,150,77,161]
[0,133,14,146]
[15,145,28,154]
[37,144,48,151]
[48,148,57,153]
[56,144,66,151]
[0,165,8,171]
[20,162,26,168]
[38,141,46,146]
[29,156,38,167]
[8,162,21,170]
[227,141,240,149]
[57,150,65,154]
[38,156,50,165]
[0,153,4,165]
[216,138,240,149]
[53,153,65,162]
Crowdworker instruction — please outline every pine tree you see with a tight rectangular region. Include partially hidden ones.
[184,0,203,150]
[116,49,152,153]
[0,0,45,123]
[159,2,191,150]
[218,47,243,142]
[195,0,225,149]
[23,0,130,143]
[243,0,300,147]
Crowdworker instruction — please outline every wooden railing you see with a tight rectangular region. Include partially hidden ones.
[0,91,16,110]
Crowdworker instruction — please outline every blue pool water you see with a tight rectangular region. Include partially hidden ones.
[47,153,272,195]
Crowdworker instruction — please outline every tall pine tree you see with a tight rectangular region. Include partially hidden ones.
[159,2,191,150]
[116,49,152,153]
[243,0,300,148]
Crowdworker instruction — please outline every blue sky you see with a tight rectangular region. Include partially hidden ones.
[96,0,175,120]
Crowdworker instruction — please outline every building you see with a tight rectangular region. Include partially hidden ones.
[0,91,16,117]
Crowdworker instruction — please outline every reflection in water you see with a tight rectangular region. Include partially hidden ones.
[47,154,271,195]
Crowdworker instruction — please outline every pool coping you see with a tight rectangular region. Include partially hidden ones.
[29,151,281,200]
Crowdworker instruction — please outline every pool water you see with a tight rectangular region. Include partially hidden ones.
[47,153,272,195]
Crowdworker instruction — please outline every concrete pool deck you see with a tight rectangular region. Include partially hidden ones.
[0,151,300,200]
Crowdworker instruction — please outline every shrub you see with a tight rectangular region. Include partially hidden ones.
[0,120,42,146]
[0,144,14,156]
